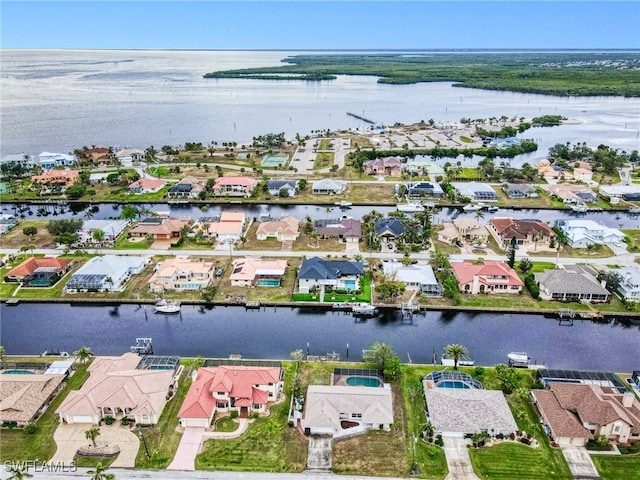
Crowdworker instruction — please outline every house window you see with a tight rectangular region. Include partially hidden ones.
[339,412,347,419]
[252,404,262,409]
[351,413,362,419]
[614,425,621,433]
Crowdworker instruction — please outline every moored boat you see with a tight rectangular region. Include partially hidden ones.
[396,201,424,212]
[462,203,485,212]
[351,303,378,316]
[441,354,475,367]
[154,299,181,314]
[508,351,530,367]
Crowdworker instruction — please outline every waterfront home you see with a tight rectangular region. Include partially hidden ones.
[553,219,625,248]
[0,153,36,169]
[452,260,523,295]
[301,384,393,438]
[266,179,299,197]
[64,255,149,293]
[229,258,288,287]
[363,156,402,176]
[534,265,611,303]
[31,169,79,188]
[406,181,444,198]
[451,182,498,202]
[403,159,445,176]
[0,373,65,426]
[56,352,177,425]
[129,218,191,241]
[503,183,539,199]
[83,147,111,165]
[375,218,404,246]
[531,382,640,446]
[168,176,206,199]
[115,148,145,164]
[256,215,300,242]
[382,262,443,296]
[543,184,598,204]
[128,177,167,194]
[207,211,246,242]
[0,215,18,235]
[178,365,283,427]
[5,256,74,286]
[599,185,640,204]
[212,176,258,197]
[297,257,364,294]
[488,217,556,250]
[614,266,640,302]
[314,218,362,244]
[38,152,77,170]
[148,257,215,293]
[311,179,347,195]
[535,159,592,183]
[438,218,489,244]
[79,219,130,244]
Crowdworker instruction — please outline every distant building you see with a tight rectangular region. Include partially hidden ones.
[363,156,402,176]
[115,148,145,164]
[38,152,77,170]
[554,219,624,248]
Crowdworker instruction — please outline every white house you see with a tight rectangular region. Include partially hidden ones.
[615,267,640,302]
[312,179,347,195]
[115,148,145,164]
[266,179,299,197]
[382,262,443,296]
[38,152,77,170]
[1,154,35,169]
[64,255,149,292]
[79,219,130,243]
[451,182,498,202]
[554,220,625,248]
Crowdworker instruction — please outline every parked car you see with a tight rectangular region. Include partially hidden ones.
[455,241,464,247]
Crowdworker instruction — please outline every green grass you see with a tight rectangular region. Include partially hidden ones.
[0,362,91,462]
[459,136,474,143]
[314,152,334,169]
[591,453,640,480]
[115,235,153,249]
[73,453,118,468]
[622,229,640,252]
[214,417,239,432]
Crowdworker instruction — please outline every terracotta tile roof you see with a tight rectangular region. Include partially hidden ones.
[490,218,555,240]
[452,261,523,287]
[256,216,299,237]
[230,258,287,282]
[0,374,65,424]
[130,218,190,236]
[178,369,217,419]
[532,389,592,440]
[214,176,258,187]
[129,178,166,190]
[7,257,73,278]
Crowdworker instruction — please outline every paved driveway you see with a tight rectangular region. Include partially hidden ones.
[560,446,601,479]
[167,427,205,471]
[51,423,139,468]
[306,434,333,471]
[442,436,480,480]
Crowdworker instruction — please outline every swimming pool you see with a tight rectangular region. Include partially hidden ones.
[3,370,35,374]
[346,376,381,387]
[437,380,471,389]
[424,371,484,390]
[257,280,280,287]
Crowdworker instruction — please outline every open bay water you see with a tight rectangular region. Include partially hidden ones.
[1,303,639,372]
[2,49,639,156]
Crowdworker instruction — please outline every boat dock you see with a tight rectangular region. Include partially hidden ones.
[347,111,375,124]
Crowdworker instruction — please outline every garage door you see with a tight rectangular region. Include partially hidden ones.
[72,416,95,423]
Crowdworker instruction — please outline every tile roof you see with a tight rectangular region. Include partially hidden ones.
[6,257,73,278]
[256,216,299,237]
[129,178,166,190]
[490,217,555,240]
[314,218,362,238]
[0,374,65,424]
[535,265,609,296]
[452,261,523,287]
[230,258,287,282]
[214,176,258,187]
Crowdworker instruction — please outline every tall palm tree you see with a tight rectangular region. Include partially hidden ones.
[73,346,94,364]
[87,461,114,480]
[5,465,32,480]
[474,209,485,222]
[444,344,469,370]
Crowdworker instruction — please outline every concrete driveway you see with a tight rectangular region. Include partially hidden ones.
[560,446,601,479]
[51,423,139,468]
[442,436,480,480]
[167,427,204,471]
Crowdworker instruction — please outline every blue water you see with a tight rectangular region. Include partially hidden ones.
[257,280,281,287]
[437,380,471,389]
[3,370,34,375]
[346,376,381,387]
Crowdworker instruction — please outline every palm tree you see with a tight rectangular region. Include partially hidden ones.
[474,209,485,222]
[87,461,114,480]
[73,346,94,364]
[444,344,469,370]
[85,427,100,448]
[5,465,32,480]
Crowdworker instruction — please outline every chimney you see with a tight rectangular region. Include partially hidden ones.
[623,391,634,408]
[192,370,198,382]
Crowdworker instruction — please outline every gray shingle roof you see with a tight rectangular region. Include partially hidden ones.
[535,265,609,296]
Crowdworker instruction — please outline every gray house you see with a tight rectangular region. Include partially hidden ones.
[535,265,611,303]
[266,179,299,197]
[503,184,539,199]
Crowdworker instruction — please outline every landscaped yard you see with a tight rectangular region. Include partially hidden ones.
[591,453,640,480]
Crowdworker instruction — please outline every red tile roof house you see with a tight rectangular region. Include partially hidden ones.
[531,382,640,447]
[363,156,402,176]
[212,176,259,197]
[178,365,283,427]
[128,177,167,194]
[5,256,74,284]
[488,217,556,251]
[452,260,524,295]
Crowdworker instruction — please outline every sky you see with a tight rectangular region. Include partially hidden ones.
[1,1,639,50]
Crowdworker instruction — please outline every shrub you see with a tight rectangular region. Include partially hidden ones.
[230,411,238,419]
[103,415,115,426]
[24,423,37,434]
[520,438,531,445]
[524,274,540,300]
[497,433,504,440]
[474,366,485,377]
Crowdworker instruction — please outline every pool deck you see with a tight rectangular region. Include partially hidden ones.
[332,372,384,387]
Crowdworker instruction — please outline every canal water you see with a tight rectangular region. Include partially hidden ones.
[2,303,639,371]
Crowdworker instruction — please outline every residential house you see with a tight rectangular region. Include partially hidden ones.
[129,218,191,241]
[438,218,489,244]
[129,177,167,194]
[38,152,77,170]
[0,373,66,426]
[301,385,394,438]
[206,212,246,242]
[382,262,443,296]
[599,185,640,204]
[614,267,640,302]
[531,382,640,446]
[31,169,79,187]
[297,257,364,294]
[554,220,625,248]
[168,176,206,198]
[115,148,145,164]
[452,260,523,295]
[503,184,539,199]
[488,217,556,249]
[83,147,111,166]
[212,176,258,197]
[363,156,402,176]
[0,154,35,169]
[375,218,405,245]
[536,160,570,182]
[534,265,611,303]
[314,218,362,243]
[406,181,444,198]
[572,161,593,183]
[148,257,215,293]
[56,352,177,425]
[0,215,18,235]
[229,258,288,287]
[178,365,283,427]
[79,219,130,244]
[256,216,300,242]
[311,179,347,195]
[543,184,598,204]
[451,182,498,202]
[403,159,445,176]
[266,179,299,197]
[64,255,149,292]
[5,256,74,286]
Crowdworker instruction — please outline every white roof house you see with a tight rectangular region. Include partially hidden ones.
[599,185,640,203]
[79,219,130,242]
[615,267,640,302]
[312,179,347,195]
[451,182,498,201]
[38,152,77,169]
[554,220,624,248]
[382,262,443,296]
[64,255,149,292]
[1,154,35,168]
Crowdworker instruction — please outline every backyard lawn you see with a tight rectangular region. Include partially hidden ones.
[591,453,640,480]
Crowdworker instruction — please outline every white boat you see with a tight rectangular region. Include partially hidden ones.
[486,206,499,213]
[441,355,475,367]
[154,299,181,314]
[507,351,530,367]
[571,204,588,213]
[335,200,353,208]
[396,202,424,212]
[462,203,485,212]
[351,303,378,316]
